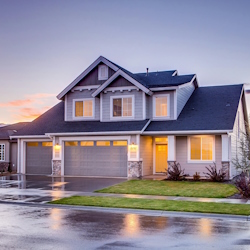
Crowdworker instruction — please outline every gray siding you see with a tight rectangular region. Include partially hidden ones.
[77,63,115,86]
[66,89,100,121]
[10,142,17,172]
[176,82,195,117]
[176,135,222,177]
[230,98,245,177]
[140,136,153,176]
[109,76,134,88]
[146,91,175,120]
[102,89,143,121]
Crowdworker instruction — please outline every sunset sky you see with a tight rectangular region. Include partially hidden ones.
[1,0,250,124]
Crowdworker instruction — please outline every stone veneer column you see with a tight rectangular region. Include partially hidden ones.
[128,161,142,178]
[52,160,61,176]
[221,161,230,180]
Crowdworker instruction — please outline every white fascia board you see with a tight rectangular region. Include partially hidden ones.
[92,69,152,97]
[143,130,233,135]
[46,131,142,136]
[57,56,119,100]
[10,135,51,139]
[140,119,151,133]
[72,85,101,91]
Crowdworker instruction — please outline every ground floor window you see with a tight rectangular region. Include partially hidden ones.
[0,144,5,161]
[189,136,214,161]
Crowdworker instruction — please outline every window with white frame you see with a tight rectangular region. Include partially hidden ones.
[74,99,94,118]
[98,65,108,80]
[0,144,5,161]
[153,94,170,118]
[111,96,133,118]
[189,136,214,162]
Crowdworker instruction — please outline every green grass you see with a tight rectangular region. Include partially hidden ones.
[96,180,238,198]
[50,196,250,216]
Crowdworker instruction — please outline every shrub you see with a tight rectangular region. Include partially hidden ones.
[193,172,200,181]
[234,172,250,198]
[166,162,187,181]
[203,163,226,182]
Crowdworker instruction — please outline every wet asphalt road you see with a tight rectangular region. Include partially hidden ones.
[1,203,250,250]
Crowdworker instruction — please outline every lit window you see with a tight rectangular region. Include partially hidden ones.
[74,99,93,118]
[65,141,78,146]
[0,144,5,161]
[98,65,108,80]
[27,142,38,147]
[42,142,53,147]
[154,96,168,117]
[113,141,127,146]
[96,141,110,146]
[112,97,133,118]
[80,141,94,146]
[190,136,213,161]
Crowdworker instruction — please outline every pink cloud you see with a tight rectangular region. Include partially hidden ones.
[0,99,33,107]
[14,107,50,122]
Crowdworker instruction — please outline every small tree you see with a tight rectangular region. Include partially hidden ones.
[232,128,250,176]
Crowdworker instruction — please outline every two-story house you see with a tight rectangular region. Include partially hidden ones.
[12,56,248,179]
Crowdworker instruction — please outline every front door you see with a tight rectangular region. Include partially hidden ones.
[155,144,168,173]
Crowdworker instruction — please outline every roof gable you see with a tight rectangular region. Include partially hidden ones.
[57,56,119,100]
[92,69,153,97]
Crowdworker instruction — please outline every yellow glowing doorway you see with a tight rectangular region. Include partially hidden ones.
[155,144,168,173]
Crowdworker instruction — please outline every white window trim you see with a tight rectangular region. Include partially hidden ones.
[0,144,5,161]
[72,98,95,120]
[98,65,108,80]
[110,95,135,120]
[153,94,170,120]
[187,135,215,163]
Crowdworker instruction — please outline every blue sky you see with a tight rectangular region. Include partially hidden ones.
[1,0,250,123]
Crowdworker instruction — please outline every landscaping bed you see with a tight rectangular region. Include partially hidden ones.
[96,180,238,198]
[50,196,250,216]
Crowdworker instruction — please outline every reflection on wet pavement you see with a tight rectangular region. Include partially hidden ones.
[1,203,250,249]
[0,174,126,203]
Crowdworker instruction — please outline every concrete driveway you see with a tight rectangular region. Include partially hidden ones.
[0,174,126,203]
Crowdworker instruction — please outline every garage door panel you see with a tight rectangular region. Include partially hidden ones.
[64,141,127,177]
[26,142,52,175]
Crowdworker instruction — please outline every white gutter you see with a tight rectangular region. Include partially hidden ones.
[10,135,50,139]
[142,130,233,135]
[45,131,142,137]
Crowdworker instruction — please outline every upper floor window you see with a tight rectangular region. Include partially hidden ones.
[98,65,108,80]
[73,99,94,119]
[111,95,134,119]
[153,94,170,118]
[188,135,214,162]
[0,144,5,161]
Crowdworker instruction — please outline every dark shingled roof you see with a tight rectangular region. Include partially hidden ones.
[14,102,149,136]
[145,84,243,132]
[106,58,195,88]
[0,122,29,139]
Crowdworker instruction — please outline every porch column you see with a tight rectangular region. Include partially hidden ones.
[221,134,230,179]
[168,136,176,164]
[52,137,62,176]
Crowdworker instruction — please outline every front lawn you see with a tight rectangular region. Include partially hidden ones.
[50,196,250,216]
[96,180,238,198]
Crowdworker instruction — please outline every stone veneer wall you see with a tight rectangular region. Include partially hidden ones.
[128,161,142,178]
[52,160,61,176]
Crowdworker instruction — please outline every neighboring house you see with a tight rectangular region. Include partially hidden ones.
[0,122,28,172]
[11,56,248,179]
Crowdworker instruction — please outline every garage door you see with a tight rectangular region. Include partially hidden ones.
[26,142,52,174]
[64,140,127,177]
